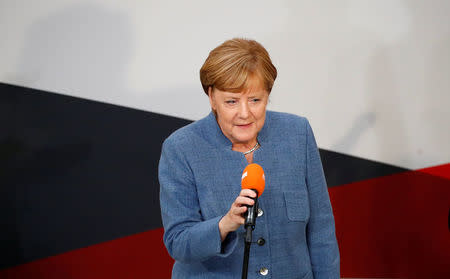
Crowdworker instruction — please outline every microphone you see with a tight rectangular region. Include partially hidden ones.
[241,163,265,243]
[240,163,266,279]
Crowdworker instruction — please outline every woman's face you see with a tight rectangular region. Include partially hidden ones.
[209,79,269,147]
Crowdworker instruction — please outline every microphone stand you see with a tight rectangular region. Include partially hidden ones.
[242,190,259,279]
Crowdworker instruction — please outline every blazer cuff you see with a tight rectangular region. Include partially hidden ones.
[189,215,238,260]
[218,226,238,257]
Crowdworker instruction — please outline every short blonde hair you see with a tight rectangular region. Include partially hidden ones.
[200,38,277,95]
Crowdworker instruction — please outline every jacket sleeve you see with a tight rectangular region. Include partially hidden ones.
[304,119,340,279]
[158,136,238,263]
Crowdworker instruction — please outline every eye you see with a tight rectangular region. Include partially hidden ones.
[225,100,237,105]
[250,98,260,103]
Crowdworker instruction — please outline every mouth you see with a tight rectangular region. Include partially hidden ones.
[236,123,253,128]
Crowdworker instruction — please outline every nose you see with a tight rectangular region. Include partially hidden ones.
[238,100,250,119]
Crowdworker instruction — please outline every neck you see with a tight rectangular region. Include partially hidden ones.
[231,139,258,153]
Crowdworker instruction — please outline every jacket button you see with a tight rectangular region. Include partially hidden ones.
[257,238,265,246]
[257,208,264,217]
[259,267,269,276]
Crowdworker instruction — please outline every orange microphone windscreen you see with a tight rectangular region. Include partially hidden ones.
[241,163,265,197]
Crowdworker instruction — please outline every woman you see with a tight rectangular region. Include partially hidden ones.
[159,38,340,278]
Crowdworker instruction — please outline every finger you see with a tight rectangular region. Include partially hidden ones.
[230,205,246,217]
[234,196,255,206]
[233,205,247,215]
[240,189,257,198]
[231,209,246,223]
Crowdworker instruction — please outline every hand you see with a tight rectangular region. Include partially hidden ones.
[218,189,256,241]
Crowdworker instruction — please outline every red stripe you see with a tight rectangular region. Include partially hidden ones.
[330,163,450,278]
[417,162,450,180]
[2,164,449,278]
[0,228,174,279]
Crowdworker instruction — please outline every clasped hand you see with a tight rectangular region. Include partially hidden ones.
[218,189,256,241]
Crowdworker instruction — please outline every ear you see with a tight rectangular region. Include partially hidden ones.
[208,87,216,110]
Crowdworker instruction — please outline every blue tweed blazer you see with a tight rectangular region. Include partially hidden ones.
[159,111,340,279]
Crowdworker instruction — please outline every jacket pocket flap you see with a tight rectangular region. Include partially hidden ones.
[284,190,309,222]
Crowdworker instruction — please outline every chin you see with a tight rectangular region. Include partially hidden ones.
[231,127,258,143]
[234,134,257,144]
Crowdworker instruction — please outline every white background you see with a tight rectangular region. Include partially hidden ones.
[1,0,449,170]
